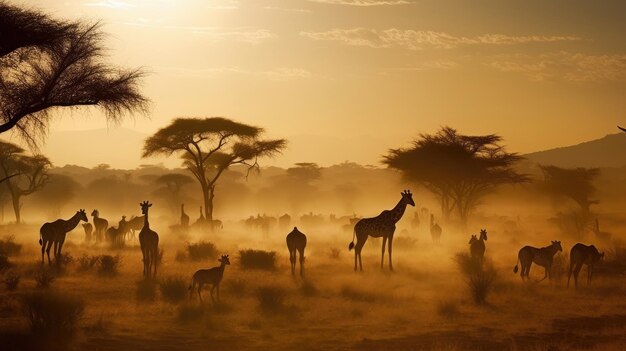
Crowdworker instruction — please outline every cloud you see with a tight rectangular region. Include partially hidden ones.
[84,0,136,8]
[307,0,411,6]
[264,6,311,13]
[300,28,580,50]
[123,22,276,44]
[158,66,313,80]
[383,60,459,73]
[487,52,626,82]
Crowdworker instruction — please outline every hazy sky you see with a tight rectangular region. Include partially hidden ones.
[10,0,626,168]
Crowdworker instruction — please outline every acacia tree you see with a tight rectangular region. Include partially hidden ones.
[539,165,599,235]
[0,140,50,223]
[0,2,147,145]
[154,173,193,215]
[143,117,286,224]
[383,127,528,224]
[32,174,81,219]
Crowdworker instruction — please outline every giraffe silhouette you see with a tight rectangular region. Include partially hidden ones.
[286,226,307,276]
[348,190,415,272]
[180,204,189,227]
[39,209,88,265]
[139,201,159,278]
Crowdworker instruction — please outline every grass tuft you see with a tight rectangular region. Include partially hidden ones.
[187,241,218,261]
[240,250,276,271]
[159,275,188,303]
[21,291,85,338]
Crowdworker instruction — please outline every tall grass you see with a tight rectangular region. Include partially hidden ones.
[97,255,121,276]
[0,235,22,256]
[239,250,276,271]
[454,252,497,305]
[4,271,20,291]
[159,275,188,303]
[35,268,55,289]
[256,285,287,312]
[21,291,85,338]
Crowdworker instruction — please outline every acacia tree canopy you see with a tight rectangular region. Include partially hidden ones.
[143,117,286,223]
[539,165,599,216]
[0,2,148,146]
[383,127,528,223]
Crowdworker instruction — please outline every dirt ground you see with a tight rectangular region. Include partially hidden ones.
[0,218,625,351]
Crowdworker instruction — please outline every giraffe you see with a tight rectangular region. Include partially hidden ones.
[139,201,159,279]
[82,223,93,243]
[348,190,415,272]
[39,209,88,266]
[430,214,442,244]
[286,227,307,276]
[180,204,189,227]
[91,209,108,243]
[194,206,206,226]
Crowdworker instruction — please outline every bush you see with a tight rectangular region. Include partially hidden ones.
[0,254,12,272]
[187,241,218,261]
[4,271,20,291]
[77,254,100,272]
[59,252,74,266]
[0,235,22,256]
[160,276,188,303]
[22,291,85,338]
[98,255,121,276]
[177,303,204,322]
[330,248,341,259]
[437,299,459,318]
[256,285,287,312]
[136,279,157,302]
[239,249,276,271]
[454,252,497,305]
[35,268,55,289]
[340,285,379,302]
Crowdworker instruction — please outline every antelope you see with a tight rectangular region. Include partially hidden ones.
[470,229,487,263]
[189,254,230,303]
[513,241,563,282]
[567,243,604,288]
[430,214,442,244]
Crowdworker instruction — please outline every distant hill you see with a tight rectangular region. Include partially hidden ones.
[525,133,626,168]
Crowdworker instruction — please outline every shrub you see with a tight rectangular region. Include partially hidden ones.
[187,241,218,261]
[177,303,204,322]
[330,248,341,259]
[340,285,379,302]
[256,285,287,312]
[59,252,74,266]
[0,235,22,256]
[239,249,276,271]
[160,275,188,303]
[21,291,85,338]
[437,299,459,318]
[35,268,55,289]
[98,255,121,276]
[454,252,497,305]
[0,254,12,272]
[77,254,100,272]
[136,279,157,302]
[4,271,20,291]
[300,280,318,297]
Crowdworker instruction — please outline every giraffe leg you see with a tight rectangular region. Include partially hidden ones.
[388,235,394,272]
[573,263,582,288]
[380,236,387,269]
[289,250,296,276]
[587,264,593,286]
[198,283,203,303]
[41,239,46,265]
[299,248,305,277]
[53,241,59,264]
[217,284,220,302]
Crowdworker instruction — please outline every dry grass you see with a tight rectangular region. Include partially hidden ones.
[256,285,287,313]
[21,291,85,338]
[97,255,121,276]
[135,278,158,302]
[77,254,100,272]
[3,271,20,291]
[454,252,497,305]
[159,275,188,303]
[240,249,276,271]
[437,299,459,318]
[0,235,22,256]
[34,268,56,289]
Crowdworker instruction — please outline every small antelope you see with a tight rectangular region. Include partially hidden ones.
[469,229,487,263]
[567,243,604,288]
[189,254,230,303]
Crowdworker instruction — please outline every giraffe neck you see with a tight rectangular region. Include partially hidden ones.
[144,211,150,229]
[64,212,83,232]
[388,198,408,223]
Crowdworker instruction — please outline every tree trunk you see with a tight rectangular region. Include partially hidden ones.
[207,185,215,227]
[11,194,20,224]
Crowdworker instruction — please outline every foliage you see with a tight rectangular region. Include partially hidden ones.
[143,117,286,221]
[239,249,276,270]
[0,3,148,145]
[186,241,218,261]
[383,127,528,222]
[97,255,121,276]
[21,291,85,338]
[159,276,188,303]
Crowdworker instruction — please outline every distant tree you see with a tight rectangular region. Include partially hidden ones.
[155,173,193,214]
[286,163,322,183]
[383,127,528,224]
[0,140,51,223]
[143,117,286,224]
[0,2,147,145]
[539,165,599,219]
[33,174,81,218]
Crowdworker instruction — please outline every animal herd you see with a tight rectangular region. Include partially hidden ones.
[37,189,608,305]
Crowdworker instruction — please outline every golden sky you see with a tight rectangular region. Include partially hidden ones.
[11,0,626,168]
